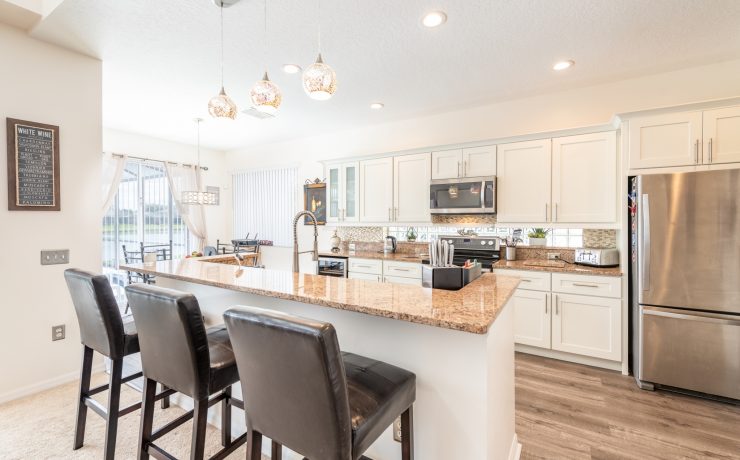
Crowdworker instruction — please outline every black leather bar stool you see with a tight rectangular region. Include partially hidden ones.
[64,269,172,459]
[224,306,417,460]
[125,284,248,460]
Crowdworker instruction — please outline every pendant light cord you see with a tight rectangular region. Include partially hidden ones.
[220,4,224,88]
[263,0,267,72]
[317,0,321,53]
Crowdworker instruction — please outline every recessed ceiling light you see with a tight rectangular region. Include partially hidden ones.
[553,60,575,71]
[282,63,302,74]
[422,11,447,28]
[370,102,384,110]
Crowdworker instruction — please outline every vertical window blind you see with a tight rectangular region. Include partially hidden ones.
[232,167,298,247]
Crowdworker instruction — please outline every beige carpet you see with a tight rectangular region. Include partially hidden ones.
[0,373,267,460]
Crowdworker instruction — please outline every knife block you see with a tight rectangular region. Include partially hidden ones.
[422,264,482,290]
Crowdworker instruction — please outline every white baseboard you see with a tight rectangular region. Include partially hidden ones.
[515,345,623,371]
[0,362,106,405]
[509,433,522,460]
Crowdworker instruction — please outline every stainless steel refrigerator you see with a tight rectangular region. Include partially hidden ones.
[630,169,740,401]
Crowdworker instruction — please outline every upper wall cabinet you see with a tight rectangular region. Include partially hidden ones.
[552,132,617,223]
[394,153,431,222]
[628,112,702,169]
[496,139,552,223]
[327,162,359,223]
[359,157,394,222]
[704,106,740,165]
[629,105,740,170]
[431,146,496,179]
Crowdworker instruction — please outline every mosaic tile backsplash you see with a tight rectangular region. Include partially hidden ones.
[582,229,617,248]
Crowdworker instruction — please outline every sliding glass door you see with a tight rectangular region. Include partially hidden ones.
[102,160,191,296]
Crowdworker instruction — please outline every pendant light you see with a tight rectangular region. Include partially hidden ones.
[182,118,219,206]
[208,3,238,119]
[302,0,337,100]
[250,0,282,114]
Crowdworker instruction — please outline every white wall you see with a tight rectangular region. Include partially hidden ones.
[103,128,231,245]
[223,58,740,268]
[0,23,102,402]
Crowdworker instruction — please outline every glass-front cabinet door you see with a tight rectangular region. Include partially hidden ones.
[342,162,359,222]
[326,162,359,223]
[327,164,341,223]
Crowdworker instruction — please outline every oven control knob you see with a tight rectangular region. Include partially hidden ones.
[488,240,494,245]
[480,241,486,245]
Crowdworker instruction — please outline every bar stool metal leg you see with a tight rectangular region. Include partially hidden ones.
[138,378,156,460]
[191,398,209,460]
[247,430,262,460]
[104,358,124,459]
[401,406,414,460]
[221,387,232,447]
[73,346,94,450]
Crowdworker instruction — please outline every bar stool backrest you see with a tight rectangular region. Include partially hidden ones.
[224,307,352,460]
[125,284,211,400]
[64,269,126,359]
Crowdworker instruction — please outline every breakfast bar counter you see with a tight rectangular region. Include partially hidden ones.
[122,258,522,460]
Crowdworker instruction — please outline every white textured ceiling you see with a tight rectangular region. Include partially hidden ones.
[31,0,740,151]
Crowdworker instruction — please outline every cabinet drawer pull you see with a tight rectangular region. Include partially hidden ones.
[354,264,372,269]
[520,279,532,282]
[391,268,411,272]
[572,282,599,288]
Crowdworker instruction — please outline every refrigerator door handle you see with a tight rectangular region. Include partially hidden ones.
[642,194,650,291]
[643,306,740,326]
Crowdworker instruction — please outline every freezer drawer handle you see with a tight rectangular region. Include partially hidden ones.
[643,307,740,326]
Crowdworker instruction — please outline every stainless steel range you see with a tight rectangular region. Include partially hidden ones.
[437,236,501,270]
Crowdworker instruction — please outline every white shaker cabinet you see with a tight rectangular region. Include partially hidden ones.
[496,139,552,223]
[512,290,551,348]
[552,132,617,223]
[551,293,621,361]
[431,149,462,179]
[462,145,496,177]
[628,111,703,169]
[326,162,359,223]
[394,153,431,222]
[703,106,740,165]
[359,157,394,222]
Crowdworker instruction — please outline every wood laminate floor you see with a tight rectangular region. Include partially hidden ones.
[515,353,740,460]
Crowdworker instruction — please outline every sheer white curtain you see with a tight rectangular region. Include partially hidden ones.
[233,167,298,246]
[165,163,208,251]
[101,153,127,213]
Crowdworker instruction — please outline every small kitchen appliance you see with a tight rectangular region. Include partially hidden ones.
[574,248,619,267]
[429,177,496,214]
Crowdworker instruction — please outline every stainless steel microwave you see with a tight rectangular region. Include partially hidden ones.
[429,176,496,214]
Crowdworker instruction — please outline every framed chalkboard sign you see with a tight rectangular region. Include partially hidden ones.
[6,118,60,211]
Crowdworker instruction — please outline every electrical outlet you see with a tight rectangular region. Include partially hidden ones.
[41,249,70,266]
[547,253,561,260]
[52,324,66,341]
[392,416,402,442]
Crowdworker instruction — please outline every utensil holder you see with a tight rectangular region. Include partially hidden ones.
[422,264,482,290]
[505,246,517,261]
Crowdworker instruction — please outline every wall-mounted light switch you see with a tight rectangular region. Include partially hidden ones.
[41,249,70,265]
[52,324,65,341]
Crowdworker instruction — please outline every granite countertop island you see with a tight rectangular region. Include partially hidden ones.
[121,257,521,459]
[122,257,520,334]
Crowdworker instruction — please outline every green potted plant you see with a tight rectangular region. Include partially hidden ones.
[406,227,418,242]
[527,228,549,247]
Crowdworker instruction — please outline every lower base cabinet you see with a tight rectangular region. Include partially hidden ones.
[500,269,623,363]
[513,290,551,348]
[349,272,381,282]
[551,293,621,361]
[383,275,422,286]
